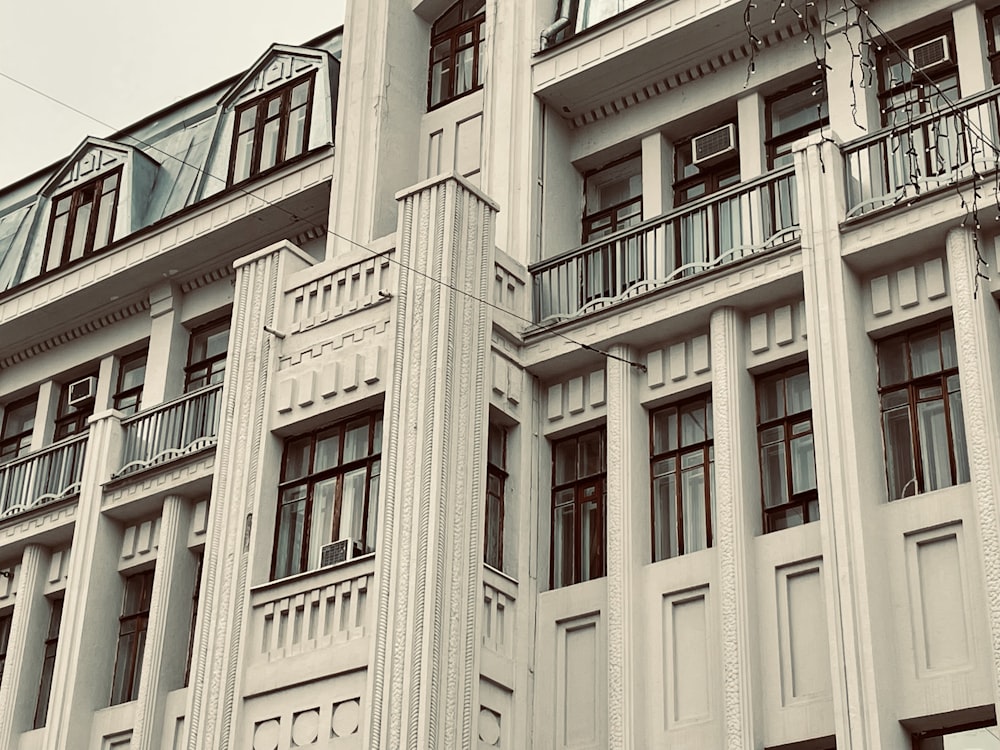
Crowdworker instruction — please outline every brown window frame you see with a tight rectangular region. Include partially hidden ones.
[876,24,959,127]
[987,8,1000,85]
[427,0,486,110]
[110,569,154,706]
[484,423,507,570]
[911,719,1000,749]
[756,365,819,533]
[765,79,830,169]
[1,395,37,462]
[33,597,63,729]
[673,130,741,207]
[184,552,203,687]
[113,350,147,416]
[877,319,969,500]
[582,153,643,244]
[43,167,122,273]
[550,427,606,589]
[53,372,99,442]
[227,72,316,186]
[272,412,383,580]
[184,319,230,393]
[0,609,11,686]
[650,396,715,562]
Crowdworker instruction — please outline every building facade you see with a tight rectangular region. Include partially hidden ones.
[1,1,1000,748]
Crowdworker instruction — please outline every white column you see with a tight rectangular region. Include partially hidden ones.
[32,381,59,451]
[945,226,1000,723]
[43,410,126,750]
[605,346,646,749]
[953,4,990,97]
[132,495,195,750]
[0,544,51,747]
[825,11,879,141]
[737,92,766,180]
[144,282,188,406]
[710,307,762,750]
[641,132,673,217]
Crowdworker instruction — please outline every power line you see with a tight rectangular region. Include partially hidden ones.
[0,69,648,373]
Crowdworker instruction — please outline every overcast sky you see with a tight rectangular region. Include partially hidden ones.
[0,0,346,187]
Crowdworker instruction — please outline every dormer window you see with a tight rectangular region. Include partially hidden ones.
[428,0,486,110]
[228,73,315,185]
[44,168,121,271]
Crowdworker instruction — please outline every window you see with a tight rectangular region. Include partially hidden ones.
[228,73,315,185]
[184,319,230,392]
[551,428,606,588]
[574,0,645,33]
[1,396,36,462]
[110,570,154,705]
[53,372,98,442]
[766,80,829,169]
[0,609,11,685]
[273,413,383,580]
[912,720,1000,748]
[33,598,63,728]
[184,553,203,687]
[582,154,642,243]
[428,0,486,109]
[113,351,147,416]
[674,132,741,205]
[878,320,969,500]
[877,26,959,127]
[650,397,715,561]
[987,9,1000,85]
[44,168,121,271]
[485,423,507,570]
[757,366,818,532]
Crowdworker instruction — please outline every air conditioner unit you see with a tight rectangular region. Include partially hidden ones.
[909,35,951,71]
[692,124,737,166]
[67,376,98,408]
[320,538,363,567]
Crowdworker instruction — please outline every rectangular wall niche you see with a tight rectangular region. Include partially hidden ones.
[906,523,972,674]
[662,586,711,727]
[776,559,831,705]
[555,612,601,748]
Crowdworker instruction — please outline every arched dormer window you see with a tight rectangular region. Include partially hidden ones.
[428,0,486,110]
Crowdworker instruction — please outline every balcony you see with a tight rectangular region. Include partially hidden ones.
[530,167,799,324]
[844,87,1000,219]
[0,434,87,520]
[112,383,223,479]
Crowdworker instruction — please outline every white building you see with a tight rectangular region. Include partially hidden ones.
[1,1,1000,749]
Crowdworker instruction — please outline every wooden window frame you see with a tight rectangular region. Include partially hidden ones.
[484,423,507,570]
[0,609,11,687]
[184,319,230,393]
[673,131,741,207]
[649,396,715,562]
[582,153,643,244]
[550,427,606,589]
[1,395,37,462]
[43,166,123,273]
[33,598,63,729]
[113,350,147,416]
[272,412,383,580]
[53,371,99,442]
[876,24,959,127]
[765,79,830,169]
[427,0,486,110]
[877,319,969,500]
[756,365,819,533]
[184,553,203,687]
[987,8,1000,85]
[110,570,154,706]
[227,72,317,186]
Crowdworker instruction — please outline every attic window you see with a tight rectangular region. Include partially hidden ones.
[228,72,316,185]
[428,0,486,110]
[44,167,122,271]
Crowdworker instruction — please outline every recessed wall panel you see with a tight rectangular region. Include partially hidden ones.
[662,587,710,726]
[778,563,831,703]
[557,614,599,747]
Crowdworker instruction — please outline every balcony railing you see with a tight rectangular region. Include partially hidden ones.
[530,167,799,323]
[844,87,1000,218]
[113,383,223,479]
[0,434,87,519]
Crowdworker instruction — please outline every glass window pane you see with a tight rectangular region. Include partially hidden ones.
[339,468,367,542]
[238,108,256,133]
[681,465,707,553]
[941,324,957,369]
[878,336,909,386]
[554,439,576,484]
[283,437,312,480]
[343,419,369,462]
[275,488,307,577]
[291,80,310,107]
[760,442,788,508]
[309,478,336,567]
[949,390,970,485]
[652,407,678,454]
[48,213,68,265]
[917,399,951,491]
[260,119,280,172]
[768,505,804,531]
[580,498,602,582]
[680,402,707,446]
[652,473,677,561]
[790,434,817,494]
[578,431,603,477]
[430,59,451,107]
[232,130,254,182]
[314,429,339,472]
[758,374,785,421]
[111,632,134,704]
[553,505,574,588]
[883,406,917,499]
[785,370,811,414]
[68,201,93,261]
[910,329,942,377]
[760,424,785,445]
[93,189,117,251]
[284,106,308,160]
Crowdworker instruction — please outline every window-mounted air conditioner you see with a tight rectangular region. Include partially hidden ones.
[320,538,364,567]
[692,123,737,166]
[909,35,951,71]
[67,376,98,408]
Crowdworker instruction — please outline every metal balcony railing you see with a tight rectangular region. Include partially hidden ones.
[0,434,87,519]
[113,383,223,479]
[844,87,1000,218]
[530,167,799,324]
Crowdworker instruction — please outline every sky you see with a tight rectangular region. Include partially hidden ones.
[0,0,346,187]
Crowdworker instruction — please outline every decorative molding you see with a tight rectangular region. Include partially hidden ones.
[178,264,235,294]
[747,301,808,366]
[119,517,161,569]
[490,348,523,414]
[0,299,149,369]
[286,252,393,333]
[275,344,384,418]
[866,257,949,332]
[644,332,711,397]
[277,318,391,369]
[102,450,216,508]
[544,368,606,429]
[0,500,77,544]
